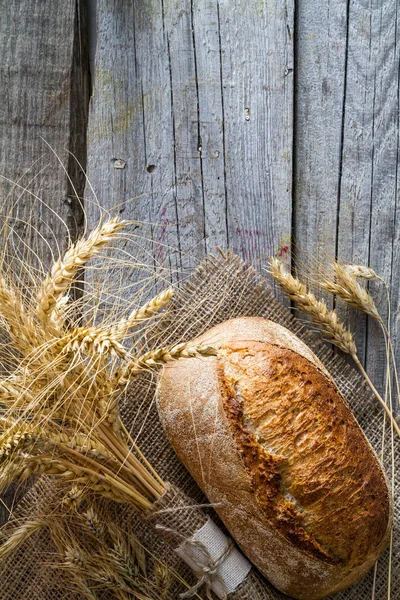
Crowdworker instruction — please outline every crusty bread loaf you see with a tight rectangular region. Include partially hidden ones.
[157,317,392,600]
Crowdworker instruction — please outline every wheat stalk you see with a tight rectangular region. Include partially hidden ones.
[268,258,357,355]
[320,262,381,322]
[0,216,219,576]
[0,519,44,561]
[49,294,71,330]
[117,342,217,388]
[37,217,126,325]
[325,264,395,600]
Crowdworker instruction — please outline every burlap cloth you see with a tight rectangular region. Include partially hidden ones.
[0,252,398,599]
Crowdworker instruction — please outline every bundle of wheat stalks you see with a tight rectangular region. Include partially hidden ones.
[48,500,172,600]
[0,216,214,562]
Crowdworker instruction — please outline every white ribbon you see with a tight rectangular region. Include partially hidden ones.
[171,517,252,599]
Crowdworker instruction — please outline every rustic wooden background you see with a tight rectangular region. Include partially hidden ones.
[0,0,399,517]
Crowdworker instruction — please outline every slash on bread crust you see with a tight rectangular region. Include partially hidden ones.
[218,341,390,571]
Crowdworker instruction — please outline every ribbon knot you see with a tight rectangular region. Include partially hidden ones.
[155,523,233,600]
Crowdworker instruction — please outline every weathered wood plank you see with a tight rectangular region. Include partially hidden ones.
[219,0,294,270]
[294,0,400,400]
[192,0,228,253]
[85,0,182,286]
[162,0,206,267]
[337,1,400,397]
[0,0,89,524]
[293,0,348,299]
[86,0,294,278]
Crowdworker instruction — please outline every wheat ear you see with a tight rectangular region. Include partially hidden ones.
[58,288,174,358]
[342,264,381,281]
[0,519,44,560]
[60,327,127,358]
[268,258,357,355]
[113,287,174,337]
[0,275,40,352]
[51,511,170,600]
[268,257,400,438]
[37,217,126,324]
[320,262,381,322]
[116,342,217,388]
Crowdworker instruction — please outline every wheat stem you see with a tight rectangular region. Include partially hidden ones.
[120,421,165,489]
[96,424,165,498]
[352,357,400,436]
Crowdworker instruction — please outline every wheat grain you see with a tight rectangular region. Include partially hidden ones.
[84,507,105,537]
[103,340,217,428]
[0,423,110,467]
[64,545,87,569]
[0,430,36,462]
[37,217,126,323]
[60,326,127,358]
[51,432,110,461]
[343,264,381,280]
[0,444,73,489]
[0,454,123,505]
[0,376,32,403]
[268,257,357,355]
[50,294,70,330]
[61,485,86,509]
[155,564,172,598]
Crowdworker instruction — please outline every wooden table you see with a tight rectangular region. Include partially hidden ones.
[0,0,399,519]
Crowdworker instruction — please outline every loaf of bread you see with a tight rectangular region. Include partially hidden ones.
[157,317,392,600]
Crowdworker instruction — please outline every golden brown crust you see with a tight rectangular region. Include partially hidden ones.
[218,341,390,569]
[157,317,392,599]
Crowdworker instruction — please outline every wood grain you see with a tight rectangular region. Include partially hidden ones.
[85,0,399,388]
[1,0,400,527]
[293,0,348,300]
[0,0,89,525]
[294,0,400,399]
[337,1,400,394]
[85,0,294,278]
